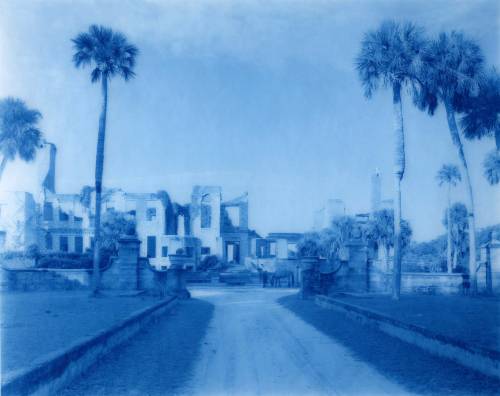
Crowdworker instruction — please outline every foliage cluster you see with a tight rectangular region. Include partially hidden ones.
[198,254,228,272]
[100,208,136,254]
[297,216,357,260]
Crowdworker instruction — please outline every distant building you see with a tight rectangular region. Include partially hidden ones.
[0,191,38,251]
[380,199,394,211]
[371,169,381,213]
[254,232,302,259]
[313,199,345,230]
[370,169,393,215]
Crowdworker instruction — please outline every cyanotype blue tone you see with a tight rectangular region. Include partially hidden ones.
[0,1,499,395]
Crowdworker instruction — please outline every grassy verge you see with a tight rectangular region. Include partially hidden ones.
[334,294,500,352]
[279,293,500,396]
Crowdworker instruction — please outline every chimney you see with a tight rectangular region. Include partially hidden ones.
[42,142,57,194]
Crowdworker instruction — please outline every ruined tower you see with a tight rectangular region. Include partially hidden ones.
[371,169,381,214]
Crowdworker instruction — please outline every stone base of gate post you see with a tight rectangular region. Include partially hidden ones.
[167,255,191,299]
[300,257,319,299]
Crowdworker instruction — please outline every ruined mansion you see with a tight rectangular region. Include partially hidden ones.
[0,144,259,269]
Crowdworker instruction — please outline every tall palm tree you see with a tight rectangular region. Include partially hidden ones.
[436,164,461,273]
[0,97,43,180]
[418,31,484,293]
[460,69,500,185]
[72,25,138,294]
[356,21,425,300]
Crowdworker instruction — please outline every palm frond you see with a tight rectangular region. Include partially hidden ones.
[355,20,426,99]
[483,150,500,185]
[436,164,461,186]
[419,30,484,112]
[460,68,500,142]
[71,25,138,83]
[91,68,102,83]
[0,97,43,163]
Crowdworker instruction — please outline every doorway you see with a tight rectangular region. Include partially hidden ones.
[225,241,240,264]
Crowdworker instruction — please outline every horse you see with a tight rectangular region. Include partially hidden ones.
[270,269,294,288]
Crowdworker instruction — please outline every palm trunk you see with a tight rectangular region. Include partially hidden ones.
[0,156,8,181]
[446,185,452,273]
[485,243,493,295]
[392,82,405,300]
[444,99,477,294]
[384,243,390,272]
[92,76,108,295]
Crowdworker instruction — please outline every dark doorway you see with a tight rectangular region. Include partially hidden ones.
[225,241,240,264]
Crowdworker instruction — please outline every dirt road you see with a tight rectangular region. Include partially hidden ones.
[182,287,412,396]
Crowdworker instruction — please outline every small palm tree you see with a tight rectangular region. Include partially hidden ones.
[483,151,500,185]
[436,164,461,273]
[418,31,484,293]
[443,202,469,271]
[356,20,425,300]
[72,25,138,294]
[0,97,43,181]
[460,69,500,185]
[366,209,412,272]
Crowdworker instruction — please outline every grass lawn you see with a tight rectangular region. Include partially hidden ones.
[279,293,500,396]
[333,294,500,352]
[1,291,161,374]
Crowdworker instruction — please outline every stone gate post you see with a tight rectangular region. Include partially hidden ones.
[117,236,141,290]
[300,257,318,299]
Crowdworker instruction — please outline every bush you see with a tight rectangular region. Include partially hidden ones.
[297,233,321,258]
[1,251,26,260]
[35,250,109,269]
[25,244,41,259]
[37,256,86,269]
[198,255,220,271]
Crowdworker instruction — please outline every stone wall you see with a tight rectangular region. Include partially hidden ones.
[1,268,89,291]
[1,237,191,297]
[324,240,468,295]
[369,269,464,295]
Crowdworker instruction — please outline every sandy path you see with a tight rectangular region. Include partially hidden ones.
[184,287,412,396]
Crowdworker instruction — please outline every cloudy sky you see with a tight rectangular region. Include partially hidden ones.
[0,0,498,240]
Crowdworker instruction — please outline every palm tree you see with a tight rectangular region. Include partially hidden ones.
[436,164,461,273]
[460,69,500,185]
[0,97,43,180]
[483,151,500,185]
[443,202,469,271]
[365,209,412,271]
[356,21,425,300]
[72,25,138,294]
[418,31,484,293]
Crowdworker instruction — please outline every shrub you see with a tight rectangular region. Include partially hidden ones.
[37,257,84,269]
[1,251,25,260]
[25,244,41,259]
[199,255,220,271]
[297,233,321,258]
[35,250,108,269]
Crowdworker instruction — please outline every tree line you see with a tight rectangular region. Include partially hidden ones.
[356,21,499,299]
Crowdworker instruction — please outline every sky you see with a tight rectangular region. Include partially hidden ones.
[0,0,498,240]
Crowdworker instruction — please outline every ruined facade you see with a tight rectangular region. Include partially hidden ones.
[0,191,38,252]
[0,145,257,269]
